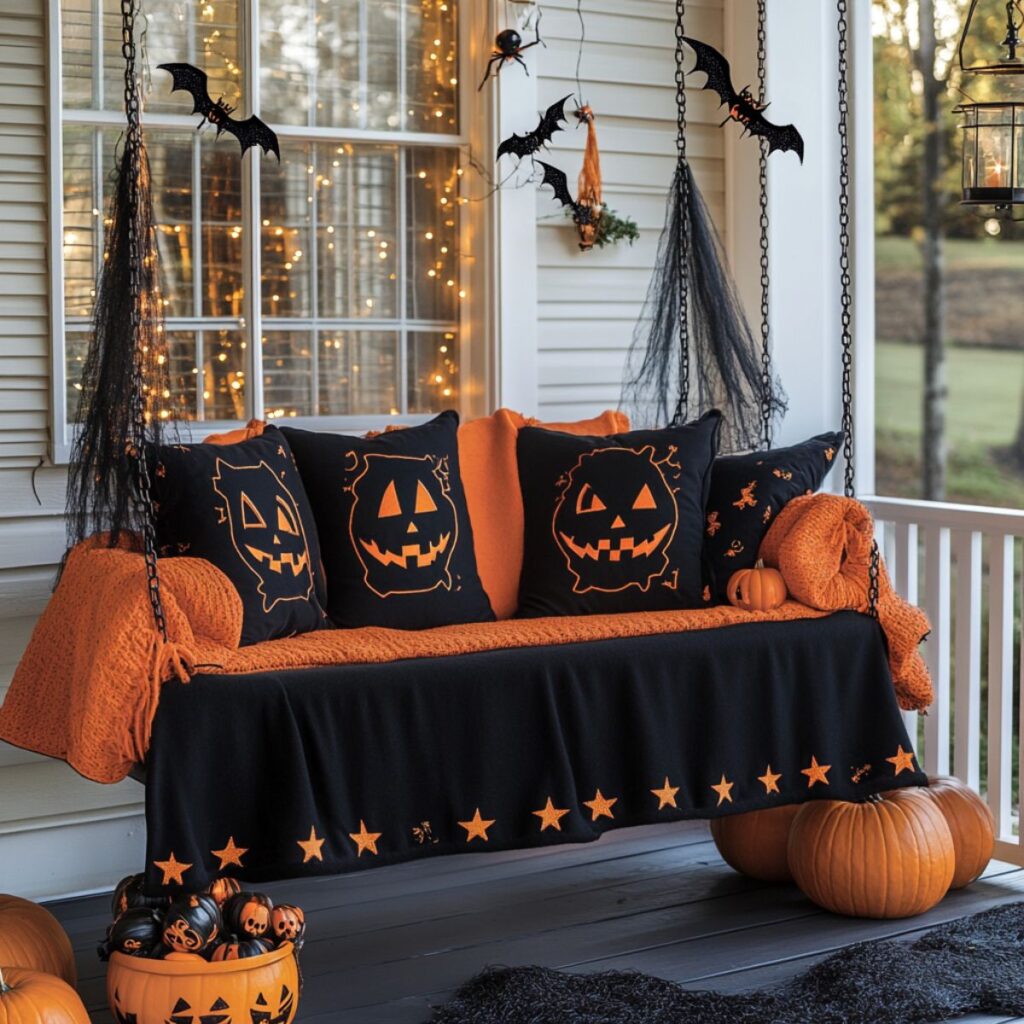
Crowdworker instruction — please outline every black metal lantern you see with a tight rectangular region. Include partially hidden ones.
[957,2,1024,211]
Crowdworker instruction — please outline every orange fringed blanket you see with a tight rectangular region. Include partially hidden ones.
[759,493,933,712]
[0,495,932,784]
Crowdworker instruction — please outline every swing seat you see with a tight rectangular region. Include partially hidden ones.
[0,477,932,893]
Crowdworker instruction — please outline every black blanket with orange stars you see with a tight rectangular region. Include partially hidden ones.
[143,611,926,892]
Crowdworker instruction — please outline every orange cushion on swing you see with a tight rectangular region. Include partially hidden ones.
[459,408,631,619]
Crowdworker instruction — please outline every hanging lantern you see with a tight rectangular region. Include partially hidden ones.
[956,2,1024,211]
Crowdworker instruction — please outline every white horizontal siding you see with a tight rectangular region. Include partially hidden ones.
[535,0,725,422]
[0,2,138,900]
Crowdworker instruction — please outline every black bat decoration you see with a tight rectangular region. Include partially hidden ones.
[536,161,592,226]
[158,63,280,160]
[682,37,804,162]
[496,94,571,161]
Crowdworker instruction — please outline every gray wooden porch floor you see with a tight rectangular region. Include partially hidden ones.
[51,820,1024,1023]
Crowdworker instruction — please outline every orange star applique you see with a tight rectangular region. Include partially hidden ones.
[153,852,191,886]
[297,826,325,863]
[211,836,248,870]
[711,774,734,806]
[533,797,571,832]
[458,808,495,843]
[758,765,782,795]
[886,745,916,776]
[651,777,680,810]
[801,756,831,788]
[583,789,618,822]
[349,820,382,857]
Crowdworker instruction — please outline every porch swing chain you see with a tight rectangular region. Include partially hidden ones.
[837,0,880,618]
[672,0,691,425]
[757,0,772,451]
[122,0,168,641]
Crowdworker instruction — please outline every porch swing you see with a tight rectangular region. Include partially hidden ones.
[0,0,933,896]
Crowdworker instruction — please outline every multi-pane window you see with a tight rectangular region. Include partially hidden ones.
[59,0,463,427]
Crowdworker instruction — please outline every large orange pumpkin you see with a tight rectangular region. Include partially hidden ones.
[0,966,90,1024]
[0,895,76,986]
[727,559,787,612]
[787,789,955,918]
[107,941,299,1024]
[926,775,995,889]
[710,805,801,882]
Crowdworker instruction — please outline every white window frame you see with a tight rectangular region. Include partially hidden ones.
[45,0,534,462]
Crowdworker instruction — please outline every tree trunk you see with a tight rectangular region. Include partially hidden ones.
[918,0,947,501]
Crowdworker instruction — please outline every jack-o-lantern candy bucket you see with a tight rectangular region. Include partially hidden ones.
[106,941,299,1024]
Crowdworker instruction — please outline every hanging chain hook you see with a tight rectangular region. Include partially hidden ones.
[121,0,168,641]
[672,0,691,425]
[837,0,855,500]
[757,0,772,450]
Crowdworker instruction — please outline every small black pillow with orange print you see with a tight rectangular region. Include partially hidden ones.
[704,431,843,603]
[152,426,329,646]
[515,412,722,617]
[282,411,495,630]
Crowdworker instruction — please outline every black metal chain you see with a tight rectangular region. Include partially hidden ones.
[835,0,879,618]
[757,0,772,450]
[121,0,168,641]
[671,0,691,425]
[837,0,855,500]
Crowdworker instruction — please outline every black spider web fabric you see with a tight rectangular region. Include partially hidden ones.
[622,160,786,453]
[429,901,1024,1024]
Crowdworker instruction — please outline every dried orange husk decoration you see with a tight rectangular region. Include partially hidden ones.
[0,966,90,1024]
[925,775,995,889]
[787,788,954,918]
[727,559,787,612]
[0,894,77,986]
[710,805,801,882]
[106,941,299,1024]
[575,105,602,251]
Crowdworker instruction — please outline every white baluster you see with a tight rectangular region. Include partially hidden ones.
[923,525,951,775]
[953,530,982,790]
[987,533,1014,841]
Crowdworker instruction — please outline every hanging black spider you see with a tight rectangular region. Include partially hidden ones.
[478,23,544,90]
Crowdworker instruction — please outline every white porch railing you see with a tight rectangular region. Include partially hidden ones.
[866,495,1024,868]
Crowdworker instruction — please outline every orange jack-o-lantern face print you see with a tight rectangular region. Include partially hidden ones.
[349,453,459,598]
[553,446,679,594]
[212,459,316,613]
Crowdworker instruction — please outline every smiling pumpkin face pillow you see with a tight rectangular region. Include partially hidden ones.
[282,412,494,629]
[516,412,721,616]
[152,426,329,645]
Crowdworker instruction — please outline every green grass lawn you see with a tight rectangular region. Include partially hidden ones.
[876,340,1024,505]
[876,235,1024,270]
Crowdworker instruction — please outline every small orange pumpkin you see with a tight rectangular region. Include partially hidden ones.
[710,805,802,882]
[926,775,995,889]
[727,559,787,612]
[0,966,90,1024]
[0,894,76,986]
[787,789,954,918]
[107,942,299,1024]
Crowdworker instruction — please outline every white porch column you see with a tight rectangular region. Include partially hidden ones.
[726,0,875,492]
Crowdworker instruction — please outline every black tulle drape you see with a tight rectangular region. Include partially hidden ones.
[622,160,786,453]
[64,134,178,557]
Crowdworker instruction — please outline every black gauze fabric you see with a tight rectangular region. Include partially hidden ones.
[143,612,923,891]
[152,426,328,645]
[705,431,843,602]
[515,412,721,616]
[429,901,1024,1024]
[283,411,494,629]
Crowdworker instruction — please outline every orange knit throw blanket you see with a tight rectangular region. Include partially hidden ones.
[0,495,932,784]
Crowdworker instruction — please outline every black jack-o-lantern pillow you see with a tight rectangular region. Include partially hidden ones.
[705,430,843,602]
[516,412,722,616]
[152,426,328,645]
[282,411,495,629]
